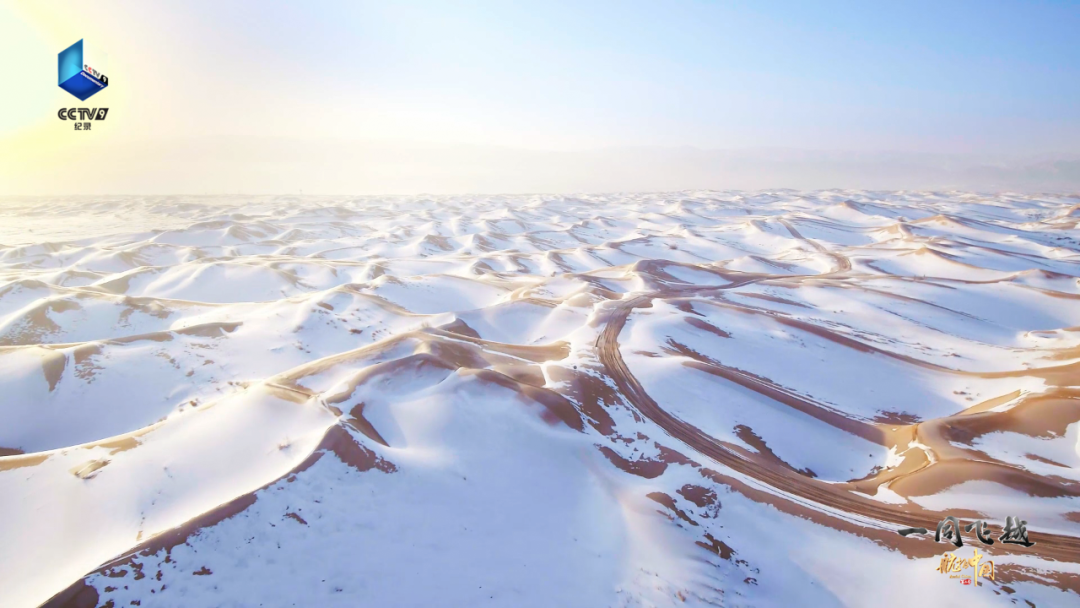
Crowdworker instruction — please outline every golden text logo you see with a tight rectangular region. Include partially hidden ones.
[935,548,995,587]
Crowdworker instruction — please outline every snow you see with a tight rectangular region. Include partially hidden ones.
[1,190,1078,607]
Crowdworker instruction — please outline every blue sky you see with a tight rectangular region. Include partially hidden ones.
[225,0,1080,153]
[2,0,1079,193]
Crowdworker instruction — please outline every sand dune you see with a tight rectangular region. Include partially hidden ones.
[1,191,1079,607]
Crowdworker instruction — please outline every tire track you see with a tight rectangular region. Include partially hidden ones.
[596,292,1080,563]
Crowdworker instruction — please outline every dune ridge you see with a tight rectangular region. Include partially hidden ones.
[1,191,1079,607]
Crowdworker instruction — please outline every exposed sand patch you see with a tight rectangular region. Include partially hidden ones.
[1,191,1078,607]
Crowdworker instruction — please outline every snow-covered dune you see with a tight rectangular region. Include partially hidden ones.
[1,191,1078,607]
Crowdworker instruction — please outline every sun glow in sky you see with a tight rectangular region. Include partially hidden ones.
[2,0,1079,194]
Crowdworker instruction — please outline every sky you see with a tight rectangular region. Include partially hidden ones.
[1,0,1079,194]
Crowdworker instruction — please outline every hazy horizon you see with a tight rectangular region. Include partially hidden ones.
[4,139,1080,196]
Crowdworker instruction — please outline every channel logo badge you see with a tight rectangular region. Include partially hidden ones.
[58,40,109,101]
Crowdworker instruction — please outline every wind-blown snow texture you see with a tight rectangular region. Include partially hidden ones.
[1,191,1079,607]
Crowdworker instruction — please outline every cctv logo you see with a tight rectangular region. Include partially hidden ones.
[58,39,109,101]
[58,108,109,121]
[58,40,110,130]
